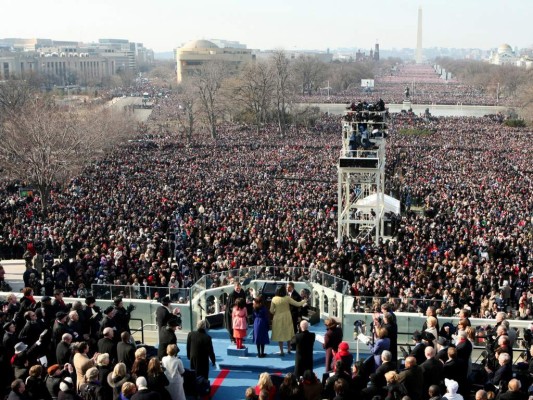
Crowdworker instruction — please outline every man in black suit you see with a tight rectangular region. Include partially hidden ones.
[97,327,117,365]
[363,350,395,399]
[155,297,172,330]
[420,346,444,395]
[443,347,469,395]
[131,377,160,400]
[18,310,41,345]
[56,333,73,367]
[117,331,136,371]
[224,282,246,343]
[99,306,118,341]
[3,321,18,360]
[407,331,426,366]
[498,379,527,400]
[291,320,315,378]
[486,352,513,391]
[287,282,302,335]
[398,356,424,400]
[456,331,473,364]
[158,317,179,360]
[436,336,450,363]
[187,319,216,380]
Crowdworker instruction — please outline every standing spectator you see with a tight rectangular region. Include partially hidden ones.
[146,357,171,400]
[270,285,306,356]
[323,318,343,372]
[3,321,18,361]
[117,332,136,371]
[56,333,73,367]
[113,297,132,335]
[398,356,424,400]
[57,377,80,400]
[99,307,118,341]
[252,296,270,358]
[162,344,185,400]
[291,320,316,378]
[384,371,405,400]
[425,317,439,347]
[498,379,527,400]
[186,319,216,380]
[52,289,69,316]
[232,298,248,350]
[131,348,148,380]
[287,282,302,336]
[443,348,468,395]
[96,353,113,400]
[155,298,172,330]
[25,365,51,400]
[278,373,304,400]
[119,382,137,400]
[157,318,179,360]
[72,342,97,391]
[443,378,463,400]
[224,282,246,343]
[131,377,160,400]
[382,311,398,363]
[324,361,351,400]
[369,327,390,369]
[107,363,132,400]
[300,370,322,400]
[255,372,276,400]
[334,342,353,375]
[420,346,444,396]
[79,367,104,400]
[45,364,72,399]
[97,328,117,365]
[6,379,28,400]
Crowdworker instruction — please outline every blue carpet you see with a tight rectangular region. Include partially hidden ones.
[174,323,372,400]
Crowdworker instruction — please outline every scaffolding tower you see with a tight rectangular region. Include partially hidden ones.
[337,108,388,246]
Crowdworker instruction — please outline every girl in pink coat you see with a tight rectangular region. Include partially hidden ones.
[232,298,248,349]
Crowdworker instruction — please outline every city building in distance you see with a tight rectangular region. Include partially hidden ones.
[0,37,154,86]
[175,39,254,83]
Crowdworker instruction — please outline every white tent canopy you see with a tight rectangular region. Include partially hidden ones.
[355,193,400,215]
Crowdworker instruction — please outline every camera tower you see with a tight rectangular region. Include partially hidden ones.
[337,107,388,246]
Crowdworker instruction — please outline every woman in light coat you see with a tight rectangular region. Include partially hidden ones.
[161,344,186,400]
[270,285,306,356]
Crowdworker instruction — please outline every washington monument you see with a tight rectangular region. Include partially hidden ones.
[415,6,423,63]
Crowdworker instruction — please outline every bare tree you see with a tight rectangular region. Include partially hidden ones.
[176,82,199,143]
[230,61,274,133]
[0,98,134,215]
[191,61,228,139]
[293,55,326,96]
[270,50,293,137]
[0,79,33,120]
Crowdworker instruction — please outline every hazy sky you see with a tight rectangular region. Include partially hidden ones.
[2,0,532,52]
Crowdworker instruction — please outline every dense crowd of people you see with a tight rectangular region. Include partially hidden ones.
[243,303,533,400]
[0,60,532,399]
[0,96,530,320]
[0,288,216,399]
[297,65,513,106]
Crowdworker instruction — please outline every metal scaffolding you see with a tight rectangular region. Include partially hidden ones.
[337,110,388,245]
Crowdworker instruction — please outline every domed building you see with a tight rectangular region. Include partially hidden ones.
[489,43,518,65]
[175,39,254,83]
